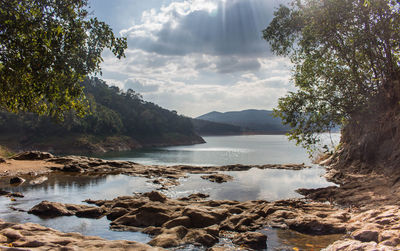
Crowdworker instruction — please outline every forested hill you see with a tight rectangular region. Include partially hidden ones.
[0,78,204,154]
[197,109,290,134]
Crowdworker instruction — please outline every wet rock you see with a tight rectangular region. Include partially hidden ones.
[62,164,84,172]
[184,208,219,228]
[323,239,397,251]
[0,190,24,198]
[106,207,129,221]
[0,219,163,250]
[148,226,188,248]
[75,207,106,218]
[287,218,346,235]
[201,174,233,183]
[29,176,48,185]
[28,201,74,217]
[204,225,220,236]
[145,191,167,202]
[12,151,54,160]
[10,176,25,185]
[28,201,103,218]
[2,228,23,240]
[207,247,230,251]
[232,232,267,250]
[352,228,380,242]
[163,216,191,229]
[179,193,210,201]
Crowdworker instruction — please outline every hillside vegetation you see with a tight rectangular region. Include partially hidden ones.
[0,78,204,154]
[197,109,289,134]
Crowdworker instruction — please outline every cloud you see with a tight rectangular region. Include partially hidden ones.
[96,0,293,117]
[124,79,159,93]
[216,56,261,73]
[121,0,275,57]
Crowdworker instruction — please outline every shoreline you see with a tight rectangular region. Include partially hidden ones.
[0,151,399,250]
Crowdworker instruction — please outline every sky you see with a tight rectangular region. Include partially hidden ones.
[88,0,292,118]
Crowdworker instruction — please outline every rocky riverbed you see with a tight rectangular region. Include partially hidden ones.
[0,151,399,250]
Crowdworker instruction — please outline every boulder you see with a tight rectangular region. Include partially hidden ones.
[75,207,105,218]
[184,208,219,228]
[28,201,74,217]
[201,174,233,183]
[0,190,24,198]
[12,151,54,160]
[106,207,129,221]
[10,177,25,185]
[232,232,267,250]
[148,226,188,248]
[62,164,84,172]
[163,216,191,229]
[352,228,380,243]
[145,191,167,202]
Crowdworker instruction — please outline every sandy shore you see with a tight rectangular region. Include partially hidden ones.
[0,159,60,177]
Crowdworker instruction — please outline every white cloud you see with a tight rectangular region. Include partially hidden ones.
[96,0,292,117]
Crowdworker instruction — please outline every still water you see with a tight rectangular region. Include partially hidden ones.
[100,135,320,166]
[0,135,340,250]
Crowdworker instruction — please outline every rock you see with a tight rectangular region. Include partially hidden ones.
[232,232,267,250]
[12,151,54,160]
[145,191,167,202]
[106,207,129,221]
[379,230,400,242]
[75,207,105,218]
[286,217,346,235]
[0,157,6,163]
[29,176,48,185]
[10,176,25,185]
[163,216,191,229]
[201,174,233,183]
[62,164,84,172]
[179,193,210,201]
[323,239,398,251]
[28,201,74,217]
[352,228,380,242]
[1,229,23,240]
[184,208,219,228]
[192,231,218,246]
[207,247,230,251]
[28,201,101,218]
[0,220,163,250]
[0,190,24,198]
[148,226,188,248]
[204,225,220,236]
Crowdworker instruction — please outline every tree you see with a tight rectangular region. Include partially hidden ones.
[0,0,127,119]
[263,0,400,152]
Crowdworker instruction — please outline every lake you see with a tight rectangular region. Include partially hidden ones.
[99,134,336,166]
[0,134,341,250]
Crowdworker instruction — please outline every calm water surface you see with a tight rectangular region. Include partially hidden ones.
[0,135,340,250]
[101,135,316,165]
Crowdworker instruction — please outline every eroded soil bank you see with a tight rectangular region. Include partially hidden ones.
[0,151,399,250]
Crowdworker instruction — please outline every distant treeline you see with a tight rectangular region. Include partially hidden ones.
[0,77,202,153]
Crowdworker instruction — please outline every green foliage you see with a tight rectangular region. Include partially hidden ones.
[263,0,400,152]
[0,0,127,119]
[0,77,196,140]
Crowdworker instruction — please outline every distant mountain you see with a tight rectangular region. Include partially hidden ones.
[192,119,243,135]
[196,109,290,134]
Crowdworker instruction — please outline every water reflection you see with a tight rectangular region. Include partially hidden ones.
[99,135,313,166]
[264,228,343,250]
[166,167,335,201]
[0,173,155,243]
